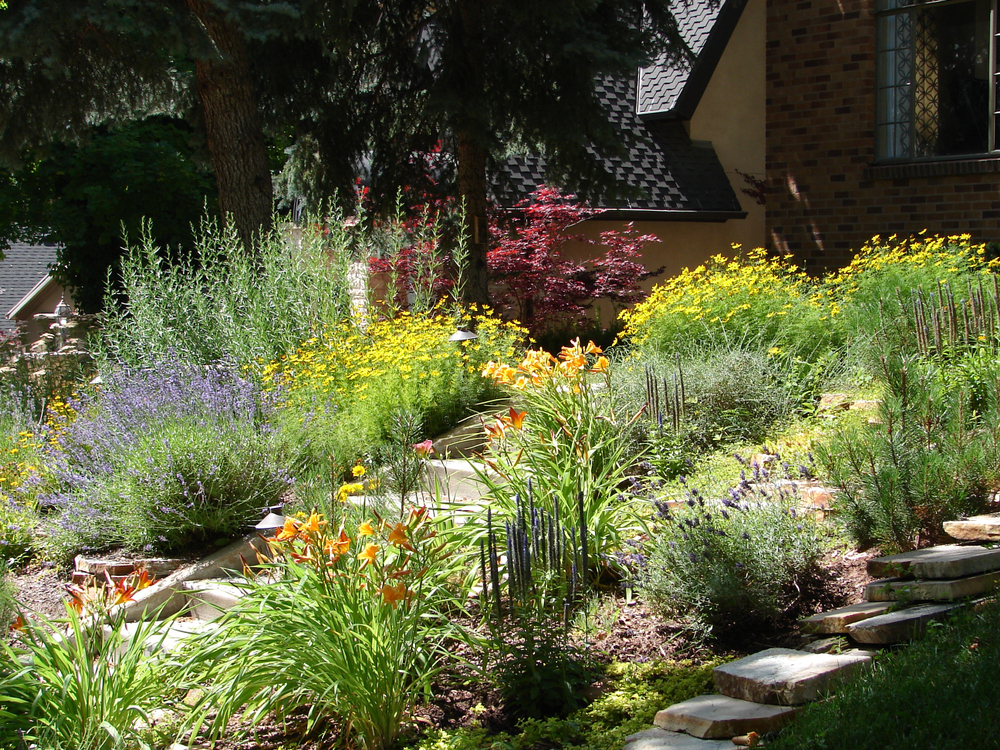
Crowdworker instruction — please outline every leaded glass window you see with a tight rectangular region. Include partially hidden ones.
[876,0,996,159]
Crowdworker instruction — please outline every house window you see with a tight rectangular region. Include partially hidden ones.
[876,0,997,160]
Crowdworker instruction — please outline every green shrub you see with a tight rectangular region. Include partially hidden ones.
[819,352,1000,551]
[619,248,833,360]
[642,462,824,636]
[98,214,355,371]
[770,599,1000,750]
[613,346,811,466]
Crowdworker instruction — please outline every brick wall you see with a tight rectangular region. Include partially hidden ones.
[766,0,1000,273]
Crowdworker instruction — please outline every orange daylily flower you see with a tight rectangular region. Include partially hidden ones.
[358,520,375,536]
[506,408,526,429]
[388,523,414,550]
[325,527,351,558]
[9,615,25,633]
[275,517,301,541]
[378,583,413,609]
[303,513,326,534]
[585,341,603,355]
[591,355,610,373]
[358,542,379,567]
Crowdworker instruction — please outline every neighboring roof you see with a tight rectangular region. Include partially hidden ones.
[637,0,748,121]
[498,76,745,219]
[0,243,59,334]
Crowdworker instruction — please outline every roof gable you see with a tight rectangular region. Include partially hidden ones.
[0,243,59,334]
[498,75,744,218]
[638,0,748,121]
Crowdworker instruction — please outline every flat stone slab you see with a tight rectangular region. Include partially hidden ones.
[654,694,799,738]
[75,555,187,578]
[868,544,1000,580]
[865,570,1000,602]
[944,514,1000,542]
[713,648,871,705]
[622,728,733,750]
[801,601,895,634]
[846,602,961,644]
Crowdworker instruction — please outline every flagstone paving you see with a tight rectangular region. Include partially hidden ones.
[654,694,799,738]
[868,544,1000,580]
[943,513,1000,541]
[845,602,962,645]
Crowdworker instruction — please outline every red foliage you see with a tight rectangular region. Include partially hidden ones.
[487,186,660,338]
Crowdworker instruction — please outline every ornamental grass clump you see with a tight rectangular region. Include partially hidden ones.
[642,459,824,637]
[42,358,290,557]
[619,247,833,360]
[180,505,463,750]
[465,339,644,580]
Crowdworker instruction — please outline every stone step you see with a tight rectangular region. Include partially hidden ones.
[864,570,1000,602]
[713,648,872,706]
[868,544,1000,580]
[846,602,961,644]
[800,601,895,634]
[943,514,1000,542]
[654,694,799,739]
[623,728,734,750]
[182,580,247,621]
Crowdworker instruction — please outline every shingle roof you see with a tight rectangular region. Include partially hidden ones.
[497,76,744,217]
[638,0,748,120]
[0,243,59,334]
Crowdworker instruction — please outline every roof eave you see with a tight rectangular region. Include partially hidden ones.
[591,208,748,222]
[7,274,57,319]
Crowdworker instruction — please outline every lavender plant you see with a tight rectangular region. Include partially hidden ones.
[642,458,823,637]
[42,357,291,557]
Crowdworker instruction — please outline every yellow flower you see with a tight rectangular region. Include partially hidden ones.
[359,520,375,536]
[352,463,366,478]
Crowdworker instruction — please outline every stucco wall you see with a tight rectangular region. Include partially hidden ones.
[689,0,767,253]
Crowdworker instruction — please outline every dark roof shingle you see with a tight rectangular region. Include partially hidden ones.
[498,76,744,217]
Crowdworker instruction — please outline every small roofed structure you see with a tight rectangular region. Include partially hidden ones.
[0,243,73,343]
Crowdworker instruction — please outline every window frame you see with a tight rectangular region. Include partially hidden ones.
[874,0,999,162]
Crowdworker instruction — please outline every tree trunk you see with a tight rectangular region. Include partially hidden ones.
[185,0,273,251]
[456,130,491,306]
[455,0,491,307]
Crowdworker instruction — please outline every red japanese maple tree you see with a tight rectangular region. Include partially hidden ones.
[488,186,660,339]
